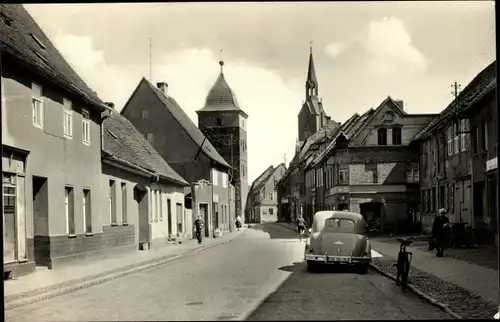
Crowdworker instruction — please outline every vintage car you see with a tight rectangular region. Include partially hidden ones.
[304,211,372,273]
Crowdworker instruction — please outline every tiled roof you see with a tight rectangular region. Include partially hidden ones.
[413,61,496,141]
[197,63,248,117]
[254,163,285,192]
[103,110,189,186]
[308,108,375,168]
[142,79,231,169]
[0,4,105,111]
[289,120,341,169]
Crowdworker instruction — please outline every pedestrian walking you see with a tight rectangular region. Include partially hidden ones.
[296,214,306,241]
[194,215,204,244]
[235,215,242,231]
[431,208,450,257]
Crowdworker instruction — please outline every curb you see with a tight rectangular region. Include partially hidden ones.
[369,262,463,320]
[5,231,245,311]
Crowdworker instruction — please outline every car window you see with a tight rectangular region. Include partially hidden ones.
[324,218,355,232]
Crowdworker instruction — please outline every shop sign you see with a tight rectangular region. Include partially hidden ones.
[486,157,497,172]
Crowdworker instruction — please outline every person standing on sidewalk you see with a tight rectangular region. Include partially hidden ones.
[432,208,450,257]
[235,215,242,231]
[194,215,204,244]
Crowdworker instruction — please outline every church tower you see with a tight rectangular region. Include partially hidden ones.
[197,61,249,221]
[297,46,330,143]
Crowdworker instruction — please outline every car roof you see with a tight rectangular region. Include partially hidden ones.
[313,210,364,222]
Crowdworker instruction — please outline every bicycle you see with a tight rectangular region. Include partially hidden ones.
[394,237,413,291]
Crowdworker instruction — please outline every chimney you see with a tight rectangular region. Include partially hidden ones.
[105,102,115,109]
[157,82,168,96]
[395,100,404,111]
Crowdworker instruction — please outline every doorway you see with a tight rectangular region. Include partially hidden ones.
[199,203,209,237]
[212,202,219,230]
[32,176,49,266]
[134,184,149,250]
[176,203,183,237]
[360,202,383,231]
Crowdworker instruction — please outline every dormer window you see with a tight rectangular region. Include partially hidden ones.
[377,128,387,145]
[30,33,46,50]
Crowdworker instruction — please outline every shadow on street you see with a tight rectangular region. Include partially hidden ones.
[249,223,299,239]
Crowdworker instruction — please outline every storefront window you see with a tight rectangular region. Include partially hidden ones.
[3,173,17,263]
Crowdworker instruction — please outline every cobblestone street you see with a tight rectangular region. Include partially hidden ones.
[7,224,450,321]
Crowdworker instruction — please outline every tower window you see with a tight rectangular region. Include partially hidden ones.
[217,117,222,126]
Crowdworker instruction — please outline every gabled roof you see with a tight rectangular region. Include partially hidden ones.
[413,61,496,142]
[253,163,286,192]
[308,109,375,169]
[1,4,105,111]
[102,110,189,187]
[196,61,248,118]
[289,120,341,169]
[123,78,230,169]
[350,96,406,142]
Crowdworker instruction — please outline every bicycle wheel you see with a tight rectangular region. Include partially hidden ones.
[400,254,410,291]
[395,252,404,286]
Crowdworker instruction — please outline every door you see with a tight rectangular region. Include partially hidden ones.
[32,176,48,266]
[3,173,17,263]
[463,180,472,225]
[213,202,219,230]
[176,203,183,236]
[135,185,149,249]
[199,203,209,237]
[167,199,172,235]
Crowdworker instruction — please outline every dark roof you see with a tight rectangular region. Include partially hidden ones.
[138,78,230,169]
[253,163,286,192]
[0,4,105,111]
[196,62,248,117]
[103,110,189,186]
[413,61,496,141]
[307,48,318,87]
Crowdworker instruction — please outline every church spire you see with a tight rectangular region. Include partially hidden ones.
[306,44,318,98]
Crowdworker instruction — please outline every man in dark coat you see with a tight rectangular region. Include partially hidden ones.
[432,208,450,257]
[194,215,204,244]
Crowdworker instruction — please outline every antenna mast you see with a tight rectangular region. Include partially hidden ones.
[149,37,152,82]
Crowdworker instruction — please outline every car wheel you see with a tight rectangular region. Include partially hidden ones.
[358,264,369,275]
[307,261,317,272]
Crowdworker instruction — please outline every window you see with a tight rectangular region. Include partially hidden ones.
[109,180,116,225]
[217,117,222,126]
[212,169,218,186]
[447,126,453,156]
[3,173,17,262]
[407,169,419,183]
[453,123,459,154]
[65,186,75,235]
[339,167,348,184]
[392,127,402,145]
[63,98,73,138]
[413,168,419,182]
[142,110,149,120]
[82,109,91,145]
[484,121,489,151]
[473,126,479,153]
[269,208,274,215]
[121,183,127,225]
[83,189,92,233]
[269,193,274,200]
[377,128,387,145]
[146,133,154,144]
[32,82,44,128]
[222,172,228,188]
[460,119,467,152]
[159,191,163,221]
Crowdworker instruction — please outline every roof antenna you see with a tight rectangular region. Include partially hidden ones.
[149,37,153,82]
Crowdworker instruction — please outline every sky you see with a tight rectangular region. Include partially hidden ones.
[25,2,496,183]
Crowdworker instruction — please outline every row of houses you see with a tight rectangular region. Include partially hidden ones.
[277,46,496,240]
[245,163,286,223]
[1,4,248,278]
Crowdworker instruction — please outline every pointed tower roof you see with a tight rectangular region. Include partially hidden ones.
[307,46,318,87]
[197,61,248,118]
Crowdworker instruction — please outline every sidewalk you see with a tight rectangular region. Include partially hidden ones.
[5,228,247,306]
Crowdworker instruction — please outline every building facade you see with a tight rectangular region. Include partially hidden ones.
[120,78,233,237]
[1,4,109,276]
[413,61,496,238]
[101,110,190,250]
[197,61,249,221]
[305,97,436,233]
[246,164,286,223]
